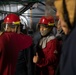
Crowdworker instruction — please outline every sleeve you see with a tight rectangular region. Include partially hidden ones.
[71,40,76,74]
[10,33,33,52]
[36,39,60,67]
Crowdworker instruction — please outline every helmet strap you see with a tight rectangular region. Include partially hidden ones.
[5,24,8,31]
[16,25,19,33]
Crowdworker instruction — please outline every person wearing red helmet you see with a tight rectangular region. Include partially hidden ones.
[1,13,22,33]
[0,13,33,75]
[33,16,61,75]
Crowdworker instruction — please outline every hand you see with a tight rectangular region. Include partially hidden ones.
[33,52,39,63]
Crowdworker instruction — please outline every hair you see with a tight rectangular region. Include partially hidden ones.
[62,0,76,30]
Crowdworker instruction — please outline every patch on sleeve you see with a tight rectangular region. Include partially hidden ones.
[54,50,58,54]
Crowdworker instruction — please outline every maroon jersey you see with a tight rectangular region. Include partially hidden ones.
[0,32,32,75]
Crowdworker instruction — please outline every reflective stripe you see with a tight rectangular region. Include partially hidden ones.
[13,21,20,25]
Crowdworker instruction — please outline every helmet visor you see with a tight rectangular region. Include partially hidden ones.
[1,23,20,31]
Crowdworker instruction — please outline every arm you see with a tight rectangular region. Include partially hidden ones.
[35,39,60,67]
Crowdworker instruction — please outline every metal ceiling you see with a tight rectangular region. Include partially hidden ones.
[0,0,45,15]
[0,0,46,30]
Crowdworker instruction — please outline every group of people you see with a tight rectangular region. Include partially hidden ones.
[0,0,76,75]
[0,13,61,75]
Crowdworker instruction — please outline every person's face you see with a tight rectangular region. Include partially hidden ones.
[56,11,70,35]
[61,22,70,35]
[4,25,20,33]
[39,25,51,36]
[6,27,16,32]
[54,0,70,35]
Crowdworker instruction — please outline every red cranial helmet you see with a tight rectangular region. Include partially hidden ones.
[39,16,55,27]
[1,13,21,32]
[4,13,20,25]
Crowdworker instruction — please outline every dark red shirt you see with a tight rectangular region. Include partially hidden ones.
[0,32,32,75]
